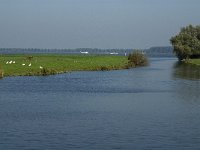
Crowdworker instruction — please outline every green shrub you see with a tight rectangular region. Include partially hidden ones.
[100,66,109,71]
[127,51,148,68]
[40,68,57,76]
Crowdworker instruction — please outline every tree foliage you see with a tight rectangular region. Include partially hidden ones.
[170,25,200,60]
[127,51,148,67]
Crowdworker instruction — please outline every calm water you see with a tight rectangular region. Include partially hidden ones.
[0,58,200,150]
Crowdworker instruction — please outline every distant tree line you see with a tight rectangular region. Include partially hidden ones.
[0,47,174,57]
[170,25,200,60]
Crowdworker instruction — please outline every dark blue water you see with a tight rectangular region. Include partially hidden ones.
[0,58,200,150]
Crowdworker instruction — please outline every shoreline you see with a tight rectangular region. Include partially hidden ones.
[184,59,200,66]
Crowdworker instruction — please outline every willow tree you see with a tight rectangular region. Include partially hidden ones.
[170,25,200,61]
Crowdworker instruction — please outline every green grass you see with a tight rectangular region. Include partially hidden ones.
[0,54,128,77]
[0,66,3,78]
[186,59,200,66]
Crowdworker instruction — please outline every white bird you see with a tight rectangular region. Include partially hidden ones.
[13,61,15,64]
[9,61,12,64]
[6,61,9,64]
[28,63,31,67]
[39,66,43,69]
[22,64,25,66]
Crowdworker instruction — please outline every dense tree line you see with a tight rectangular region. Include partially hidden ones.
[170,25,200,60]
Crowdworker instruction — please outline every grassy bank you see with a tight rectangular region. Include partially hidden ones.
[0,65,3,78]
[185,59,200,66]
[0,54,128,77]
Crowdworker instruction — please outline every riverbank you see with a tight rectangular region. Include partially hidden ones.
[0,54,129,77]
[185,59,200,66]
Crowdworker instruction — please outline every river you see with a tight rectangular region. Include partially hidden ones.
[0,58,200,150]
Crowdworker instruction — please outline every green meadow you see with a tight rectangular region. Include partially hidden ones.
[0,54,128,77]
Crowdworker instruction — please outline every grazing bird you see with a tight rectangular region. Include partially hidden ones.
[6,61,9,64]
[39,66,43,69]
[22,64,25,66]
[9,61,12,64]
[28,63,31,67]
[13,61,15,64]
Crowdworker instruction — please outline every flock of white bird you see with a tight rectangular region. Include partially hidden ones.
[6,60,15,64]
[6,60,43,69]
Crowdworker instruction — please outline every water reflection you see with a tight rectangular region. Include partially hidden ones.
[173,62,200,80]
[175,79,200,102]
[172,62,200,102]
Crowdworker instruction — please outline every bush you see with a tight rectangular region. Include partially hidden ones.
[100,66,109,71]
[40,68,57,76]
[127,51,148,68]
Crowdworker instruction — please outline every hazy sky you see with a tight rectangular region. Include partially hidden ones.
[0,0,200,49]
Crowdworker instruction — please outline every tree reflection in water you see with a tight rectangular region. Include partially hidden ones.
[173,62,200,80]
[172,62,200,102]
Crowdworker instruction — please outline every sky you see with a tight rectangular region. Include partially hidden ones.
[0,0,200,49]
